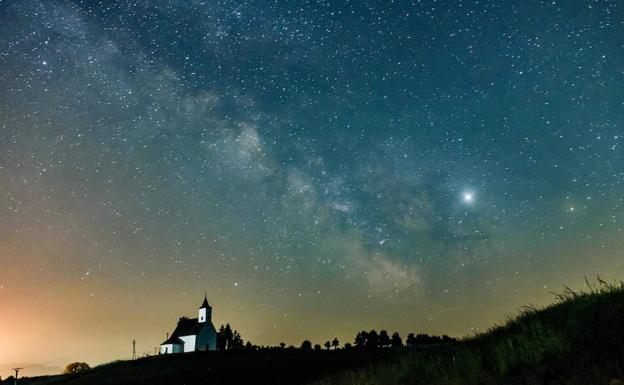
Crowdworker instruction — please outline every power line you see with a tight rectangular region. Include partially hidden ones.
[12,368,23,385]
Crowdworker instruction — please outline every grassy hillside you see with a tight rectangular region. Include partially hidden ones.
[10,349,399,385]
[312,281,624,385]
[9,281,624,385]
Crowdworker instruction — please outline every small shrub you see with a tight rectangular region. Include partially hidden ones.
[64,362,91,374]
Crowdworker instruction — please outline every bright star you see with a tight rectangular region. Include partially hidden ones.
[462,191,475,204]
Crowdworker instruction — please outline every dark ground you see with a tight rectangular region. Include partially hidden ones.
[8,282,624,385]
[312,282,624,385]
[7,349,400,385]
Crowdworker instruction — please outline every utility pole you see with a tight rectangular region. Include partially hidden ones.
[132,339,136,360]
[12,368,23,385]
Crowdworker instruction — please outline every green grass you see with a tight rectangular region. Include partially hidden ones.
[311,279,624,385]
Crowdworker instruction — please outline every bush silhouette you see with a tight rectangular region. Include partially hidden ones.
[64,362,91,374]
[391,332,403,347]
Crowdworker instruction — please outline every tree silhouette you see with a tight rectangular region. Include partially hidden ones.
[224,324,233,348]
[406,333,416,347]
[366,330,380,348]
[350,330,455,349]
[230,330,244,349]
[217,325,227,350]
[416,333,444,344]
[300,340,312,350]
[331,337,339,350]
[279,342,286,349]
[216,324,248,350]
[64,362,91,374]
[314,344,322,351]
[324,340,331,350]
[379,330,390,347]
[354,331,367,348]
[442,335,457,343]
[400,332,457,347]
[391,332,403,347]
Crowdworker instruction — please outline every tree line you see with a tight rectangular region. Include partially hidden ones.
[300,330,457,351]
[216,323,250,350]
[213,323,457,352]
[39,326,458,382]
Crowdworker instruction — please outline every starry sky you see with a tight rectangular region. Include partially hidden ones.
[1,0,624,374]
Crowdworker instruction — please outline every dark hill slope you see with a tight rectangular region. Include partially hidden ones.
[312,282,624,385]
[12,349,398,385]
[11,282,624,385]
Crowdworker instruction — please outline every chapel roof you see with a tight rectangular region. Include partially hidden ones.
[161,335,184,345]
[161,318,205,345]
[199,296,211,309]
[173,317,200,336]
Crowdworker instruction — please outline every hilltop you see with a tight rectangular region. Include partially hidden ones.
[8,281,624,385]
[7,349,398,385]
[313,280,624,385]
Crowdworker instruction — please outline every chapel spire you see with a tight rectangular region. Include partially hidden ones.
[198,294,211,323]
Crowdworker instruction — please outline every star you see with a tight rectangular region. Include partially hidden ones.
[462,191,475,204]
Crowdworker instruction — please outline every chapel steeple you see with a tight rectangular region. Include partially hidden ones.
[198,294,212,323]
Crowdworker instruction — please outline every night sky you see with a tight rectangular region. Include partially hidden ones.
[1,0,623,374]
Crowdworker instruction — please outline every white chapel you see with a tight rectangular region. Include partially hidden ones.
[160,296,218,354]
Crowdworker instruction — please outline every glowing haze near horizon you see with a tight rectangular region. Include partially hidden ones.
[1,0,623,375]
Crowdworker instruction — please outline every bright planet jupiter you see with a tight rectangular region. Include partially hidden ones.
[1,0,623,373]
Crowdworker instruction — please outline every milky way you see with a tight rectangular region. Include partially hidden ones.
[1,0,623,370]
